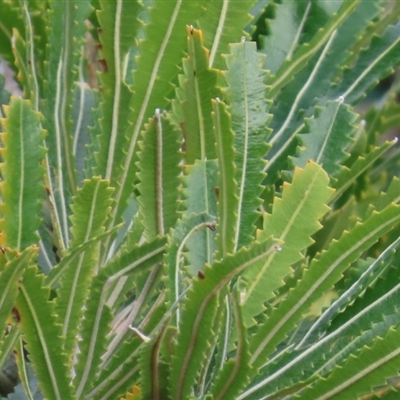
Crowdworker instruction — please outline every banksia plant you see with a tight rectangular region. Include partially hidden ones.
[0,1,400,399]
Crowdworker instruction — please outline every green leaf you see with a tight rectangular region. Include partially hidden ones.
[249,202,400,370]
[183,160,218,273]
[242,161,333,325]
[264,1,380,183]
[72,80,97,183]
[260,1,311,74]
[209,289,252,400]
[17,264,73,400]
[44,223,121,288]
[94,0,141,187]
[242,312,400,399]
[55,177,114,359]
[197,0,256,70]
[73,274,112,399]
[0,1,25,68]
[329,22,400,105]
[42,0,91,249]
[300,236,400,348]
[0,98,45,250]
[0,248,35,342]
[164,212,216,318]
[74,238,166,397]
[137,110,181,240]
[169,237,282,400]
[107,0,208,238]
[223,39,271,250]
[175,25,220,164]
[300,324,400,399]
[212,98,238,257]
[267,0,361,97]
[293,98,358,177]
[330,139,396,204]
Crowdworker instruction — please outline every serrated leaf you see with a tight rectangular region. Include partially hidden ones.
[44,223,121,288]
[293,98,357,177]
[73,274,112,398]
[300,236,400,347]
[42,0,91,248]
[175,26,220,164]
[74,238,166,397]
[208,289,251,400]
[183,160,218,273]
[0,98,45,250]
[164,212,216,322]
[72,81,97,183]
[241,283,400,399]
[55,177,114,359]
[108,0,208,239]
[88,295,168,400]
[330,140,396,204]
[300,324,400,399]
[330,22,400,105]
[264,1,380,183]
[0,1,25,69]
[137,110,181,240]
[169,237,281,400]
[267,0,361,97]
[223,39,271,250]
[0,249,33,339]
[260,2,311,74]
[212,98,238,257]
[17,264,73,400]
[197,0,256,70]
[249,202,400,370]
[94,0,141,186]
[137,322,169,400]
[242,161,333,325]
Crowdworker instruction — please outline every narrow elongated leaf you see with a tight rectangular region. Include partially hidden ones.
[293,98,357,177]
[197,0,256,70]
[242,161,333,325]
[107,0,208,237]
[169,237,282,400]
[212,98,238,257]
[0,98,45,250]
[0,1,25,68]
[223,39,271,250]
[209,289,251,400]
[89,297,168,400]
[264,2,379,183]
[267,0,361,97]
[175,26,220,164]
[183,160,218,273]
[260,1,311,74]
[137,110,181,240]
[300,324,400,399]
[330,140,396,204]
[94,0,141,186]
[164,212,216,323]
[74,238,166,397]
[241,281,400,400]
[72,81,97,183]
[17,264,73,400]
[249,202,400,369]
[329,22,400,105]
[300,236,400,347]
[42,0,91,249]
[73,274,112,399]
[0,248,35,341]
[44,223,121,287]
[55,177,114,358]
